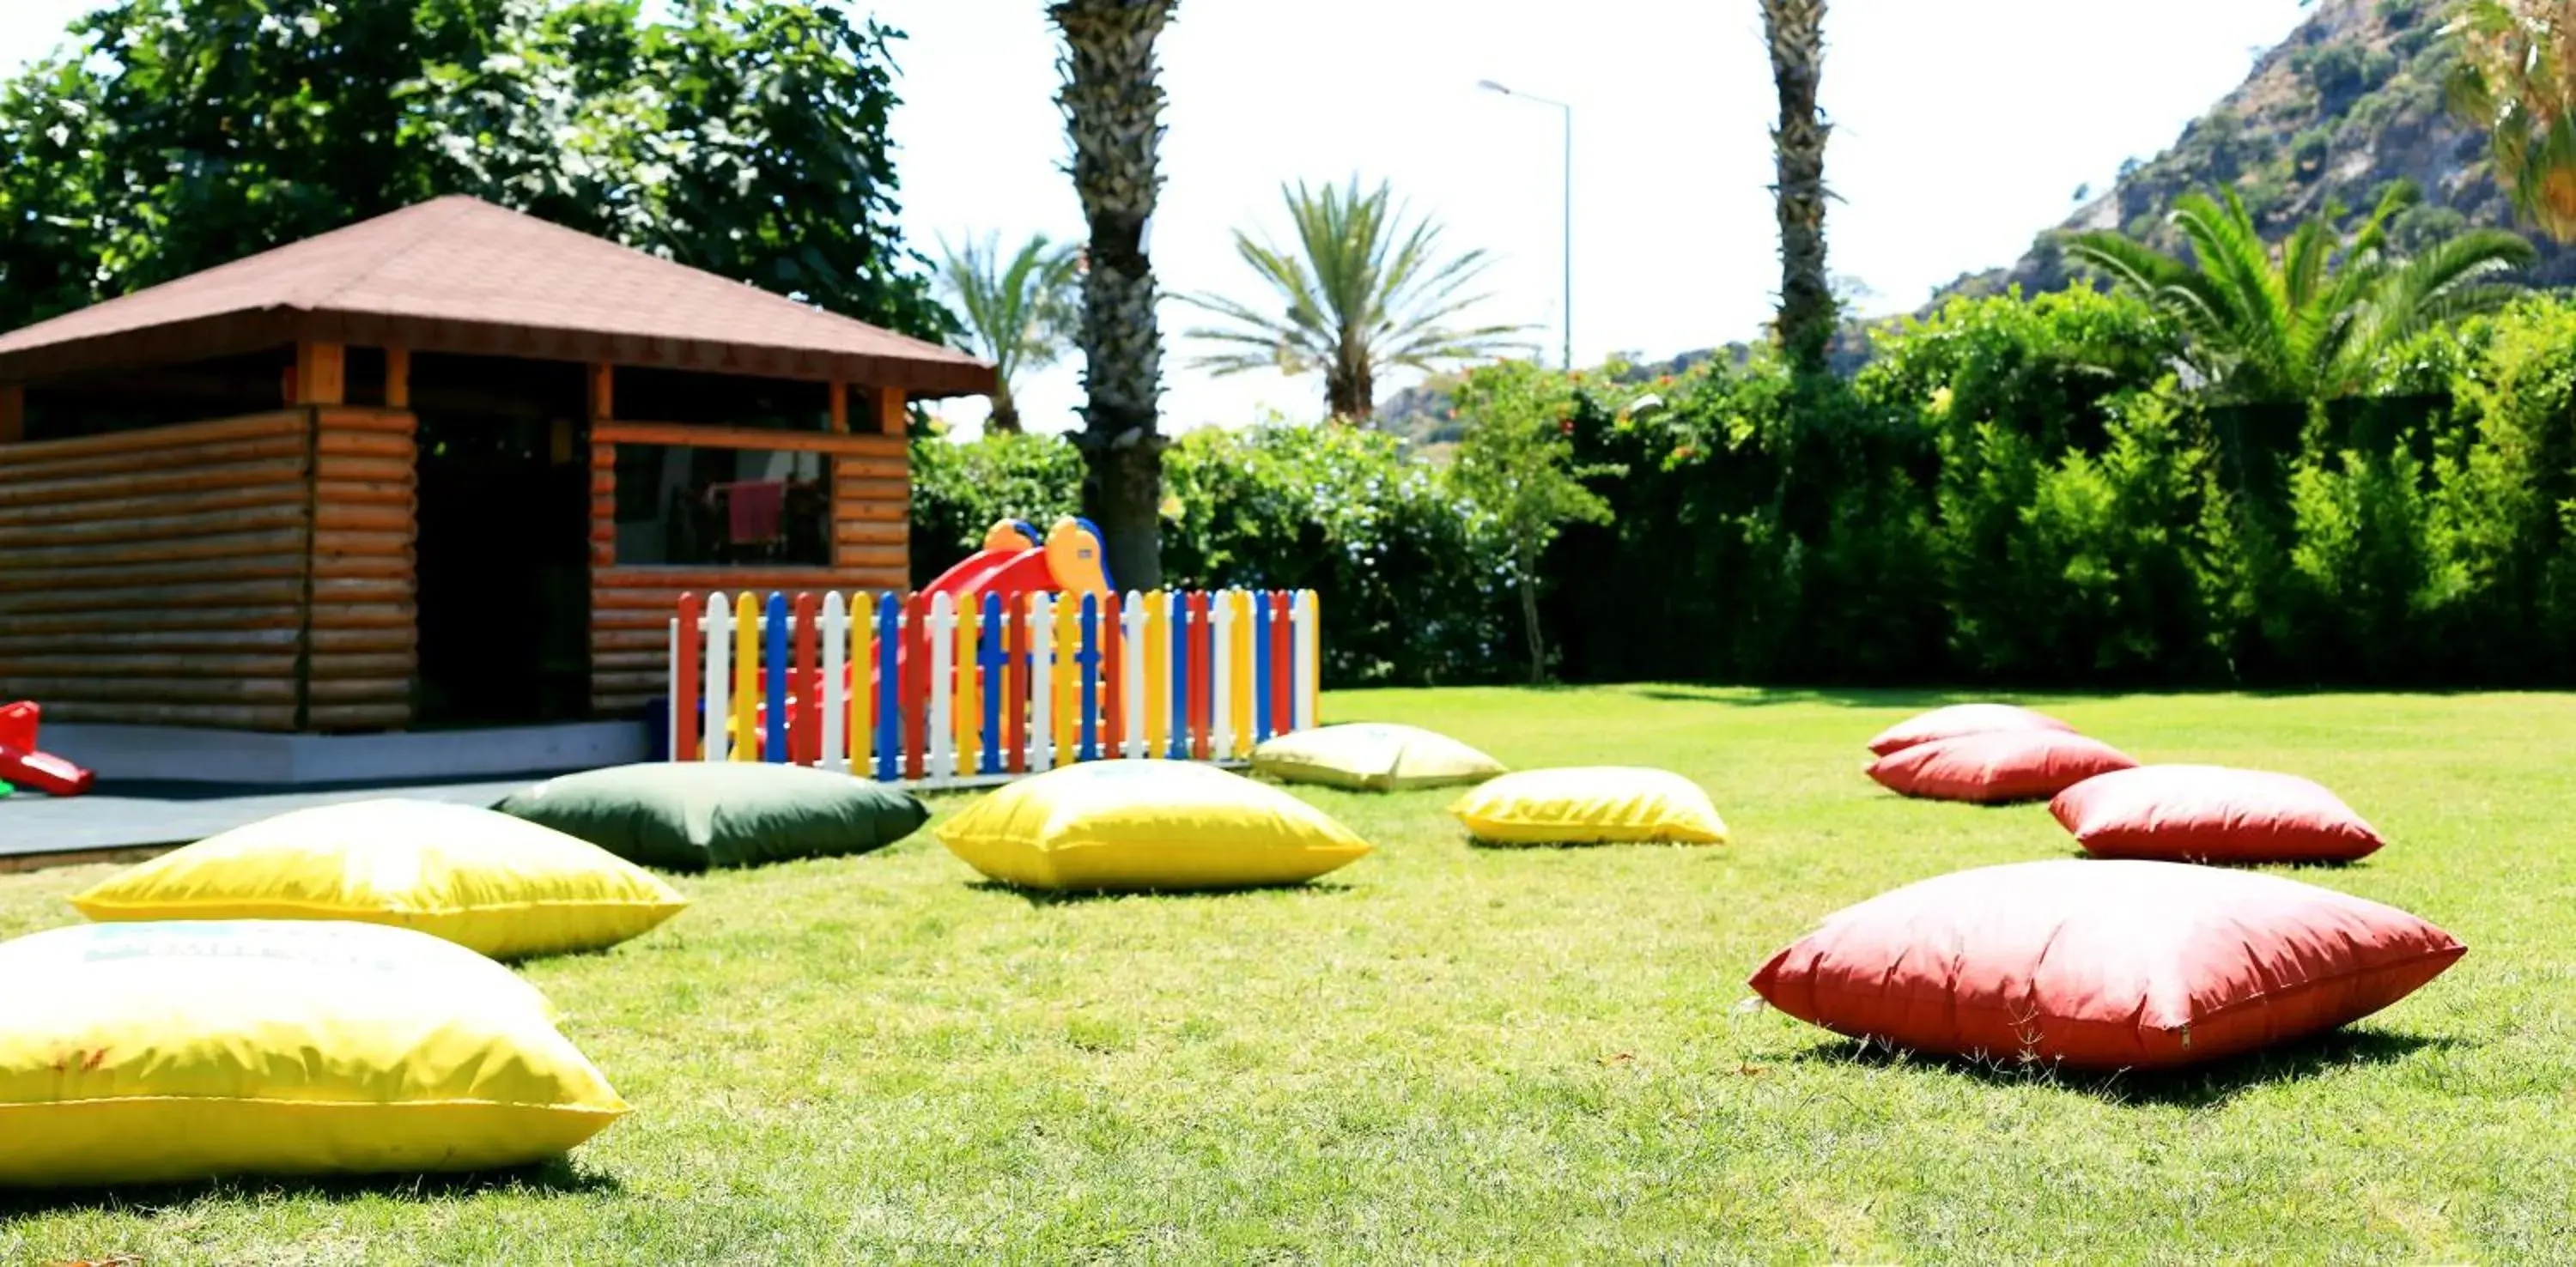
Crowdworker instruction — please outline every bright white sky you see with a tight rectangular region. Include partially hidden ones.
[0,0,2311,435]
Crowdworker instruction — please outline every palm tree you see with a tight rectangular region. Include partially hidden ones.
[1762,0,1837,377]
[934,233,1080,434]
[2068,183,2533,404]
[1178,178,1528,421]
[1050,0,1176,589]
[2446,0,2576,241]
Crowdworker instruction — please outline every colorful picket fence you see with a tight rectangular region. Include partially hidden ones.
[666,589,1322,785]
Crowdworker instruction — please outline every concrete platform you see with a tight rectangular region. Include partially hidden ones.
[0,778,549,869]
[37,720,648,786]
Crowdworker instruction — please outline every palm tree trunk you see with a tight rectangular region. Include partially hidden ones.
[1763,0,1836,378]
[1327,355,1373,423]
[987,384,1024,435]
[1052,0,1176,589]
[1516,539,1546,685]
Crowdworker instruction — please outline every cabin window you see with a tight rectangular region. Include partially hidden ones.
[612,444,835,567]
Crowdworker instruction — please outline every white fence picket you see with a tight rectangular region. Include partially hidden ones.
[704,593,731,762]
[820,593,848,773]
[927,593,957,779]
[1209,592,1235,761]
[1121,590,1148,760]
[1028,593,1055,773]
[1292,590,1319,732]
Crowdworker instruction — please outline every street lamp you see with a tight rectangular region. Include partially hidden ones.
[1479,79,1573,372]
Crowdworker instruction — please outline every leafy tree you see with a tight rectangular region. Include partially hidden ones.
[2445,0,2576,241]
[1178,178,1528,421]
[2066,182,2533,404]
[643,2,947,337]
[1450,361,1619,683]
[1051,0,1176,591]
[0,0,950,339]
[934,233,1080,434]
[1761,0,1837,376]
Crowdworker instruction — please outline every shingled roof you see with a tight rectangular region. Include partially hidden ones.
[0,196,994,397]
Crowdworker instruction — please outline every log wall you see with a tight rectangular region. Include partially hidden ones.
[307,407,418,731]
[588,424,909,716]
[0,408,418,731]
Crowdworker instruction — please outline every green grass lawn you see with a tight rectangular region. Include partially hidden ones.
[3,686,2573,1263]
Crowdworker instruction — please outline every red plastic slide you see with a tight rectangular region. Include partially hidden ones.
[0,701,96,797]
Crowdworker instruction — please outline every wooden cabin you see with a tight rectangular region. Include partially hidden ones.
[0,197,993,737]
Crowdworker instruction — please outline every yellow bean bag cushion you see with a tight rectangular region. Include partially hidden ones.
[937,760,1373,892]
[1449,767,1728,845]
[0,920,626,1187]
[71,799,689,959]
[1251,723,1508,791]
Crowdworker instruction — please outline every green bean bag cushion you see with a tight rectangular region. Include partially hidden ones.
[497,763,928,871]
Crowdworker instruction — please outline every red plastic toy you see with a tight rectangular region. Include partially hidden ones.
[0,701,96,797]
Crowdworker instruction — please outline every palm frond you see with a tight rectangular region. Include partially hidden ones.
[2070,173,2532,403]
[935,230,1082,393]
[1180,175,1533,417]
[2446,0,2576,241]
[2352,227,2537,356]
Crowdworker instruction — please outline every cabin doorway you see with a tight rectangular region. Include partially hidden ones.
[410,355,594,726]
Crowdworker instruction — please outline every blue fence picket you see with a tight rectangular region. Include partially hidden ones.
[762,592,790,763]
[979,592,1007,775]
[1077,594,1102,762]
[1254,591,1274,743]
[1168,591,1189,760]
[873,592,902,782]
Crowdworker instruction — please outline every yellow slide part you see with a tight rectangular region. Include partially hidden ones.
[1043,518,1114,597]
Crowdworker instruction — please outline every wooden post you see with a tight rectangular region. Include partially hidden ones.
[876,386,907,436]
[385,347,411,409]
[829,381,849,433]
[588,363,615,422]
[0,385,21,443]
[295,342,345,406]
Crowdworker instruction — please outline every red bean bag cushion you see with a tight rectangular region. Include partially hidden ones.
[2050,766,2385,864]
[1864,703,2075,757]
[1747,859,2465,1070]
[1866,730,2136,804]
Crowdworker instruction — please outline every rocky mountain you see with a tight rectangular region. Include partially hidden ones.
[1941,0,2571,302]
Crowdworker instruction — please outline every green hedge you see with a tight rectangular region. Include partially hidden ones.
[1549,289,2576,688]
[909,422,1513,688]
[914,290,2576,689]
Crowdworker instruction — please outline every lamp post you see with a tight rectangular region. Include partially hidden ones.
[1479,79,1572,372]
